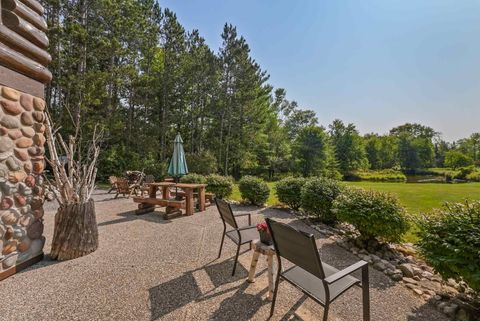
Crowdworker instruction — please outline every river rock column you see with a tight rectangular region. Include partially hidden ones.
[0,0,51,280]
[0,86,46,279]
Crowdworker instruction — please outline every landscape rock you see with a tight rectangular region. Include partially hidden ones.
[16,137,33,148]
[33,97,45,111]
[21,127,35,138]
[399,263,415,277]
[9,129,23,140]
[32,111,44,123]
[0,136,14,153]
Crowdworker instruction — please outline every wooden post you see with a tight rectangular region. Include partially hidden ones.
[199,185,206,211]
[149,184,158,198]
[161,185,169,199]
[185,188,194,215]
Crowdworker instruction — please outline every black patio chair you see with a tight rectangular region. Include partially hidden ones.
[266,218,370,321]
[215,198,258,276]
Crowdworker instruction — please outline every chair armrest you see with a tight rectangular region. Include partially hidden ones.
[234,212,252,225]
[236,225,257,232]
[324,261,368,284]
[233,212,251,218]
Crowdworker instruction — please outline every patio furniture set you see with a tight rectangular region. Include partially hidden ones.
[215,198,371,321]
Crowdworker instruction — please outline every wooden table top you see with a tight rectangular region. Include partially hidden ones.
[147,182,207,188]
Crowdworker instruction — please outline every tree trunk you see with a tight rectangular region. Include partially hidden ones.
[50,199,99,261]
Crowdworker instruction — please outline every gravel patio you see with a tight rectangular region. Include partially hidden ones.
[0,190,448,321]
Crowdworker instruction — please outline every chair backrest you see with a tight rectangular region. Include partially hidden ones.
[215,198,238,229]
[145,175,155,184]
[266,218,325,279]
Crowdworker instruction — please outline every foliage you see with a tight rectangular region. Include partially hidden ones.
[364,134,398,170]
[179,173,207,184]
[466,171,480,182]
[416,201,480,292]
[333,187,409,242]
[185,151,218,175]
[292,126,339,178]
[329,119,368,176]
[444,150,474,169]
[346,169,406,182]
[454,166,476,180]
[205,174,233,199]
[238,176,270,206]
[300,177,343,224]
[275,177,306,210]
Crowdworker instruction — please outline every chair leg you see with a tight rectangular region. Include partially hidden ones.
[323,304,329,321]
[231,243,241,276]
[362,266,370,321]
[269,271,281,317]
[218,232,225,259]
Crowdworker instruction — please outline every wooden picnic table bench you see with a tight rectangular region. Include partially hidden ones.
[133,182,207,217]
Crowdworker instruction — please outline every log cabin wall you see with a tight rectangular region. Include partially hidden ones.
[0,0,49,281]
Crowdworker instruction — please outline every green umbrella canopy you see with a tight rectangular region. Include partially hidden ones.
[168,133,188,179]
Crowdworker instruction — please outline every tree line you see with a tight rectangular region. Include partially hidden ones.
[41,0,479,180]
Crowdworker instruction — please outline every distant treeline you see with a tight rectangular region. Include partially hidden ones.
[41,1,479,180]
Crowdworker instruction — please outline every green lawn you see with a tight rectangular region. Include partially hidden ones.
[344,181,480,214]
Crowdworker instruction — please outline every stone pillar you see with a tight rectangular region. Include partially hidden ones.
[0,0,51,281]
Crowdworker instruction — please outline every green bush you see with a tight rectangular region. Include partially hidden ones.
[186,151,218,175]
[179,173,207,184]
[454,165,476,180]
[466,171,480,182]
[238,176,270,206]
[300,177,343,224]
[275,177,306,210]
[333,187,409,242]
[346,169,407,182]
[416,201,480,293]
[206,174,233,199]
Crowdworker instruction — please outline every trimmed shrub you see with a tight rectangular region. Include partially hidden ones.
[206,174,233,199]
[300,177,342,224]
[333,187,409,242]
[416,201,480,293]
[179,173,207,184]
[275,177,306,210]
[239,176,270,206]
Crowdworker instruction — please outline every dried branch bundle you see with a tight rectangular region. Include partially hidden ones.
[44,111,102,206]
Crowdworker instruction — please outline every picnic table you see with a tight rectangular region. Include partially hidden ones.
[133,182,207,217]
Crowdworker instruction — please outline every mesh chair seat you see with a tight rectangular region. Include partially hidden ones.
[226,227,259,245]
[283,263,360,304]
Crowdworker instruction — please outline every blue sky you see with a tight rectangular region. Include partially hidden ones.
[160,0,480,141]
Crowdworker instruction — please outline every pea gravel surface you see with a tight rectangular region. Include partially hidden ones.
[0,190,448,321]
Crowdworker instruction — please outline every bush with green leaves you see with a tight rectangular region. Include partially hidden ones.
[206,174,233,199]
[275,177,306,210]
[300,177,343,224]
[333,187,409,242]
[179,173,207,184]
[186,151,218,175]
[238,176,270,206]
[466,171,480,182]
[416,201,480,293]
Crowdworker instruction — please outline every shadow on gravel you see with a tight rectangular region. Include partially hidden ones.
[98,210,172,227]
[149,258,251,320]
[406,300,451,321]
[18,254,62,274]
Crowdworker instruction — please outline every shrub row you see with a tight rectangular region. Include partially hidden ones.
[345,169,407,182]
[276,176,409,242]
[238,175,270,206]
[179,173,233,199]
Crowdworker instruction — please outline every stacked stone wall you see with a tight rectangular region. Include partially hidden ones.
[0,85,46,278]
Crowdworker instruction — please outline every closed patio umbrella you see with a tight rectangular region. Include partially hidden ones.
[168,133,188,183]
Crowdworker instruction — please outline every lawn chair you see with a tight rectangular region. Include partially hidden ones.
[108,176,119,193]
[115,178,133,199]
[215,198,257,276]
[266,218,370,321]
